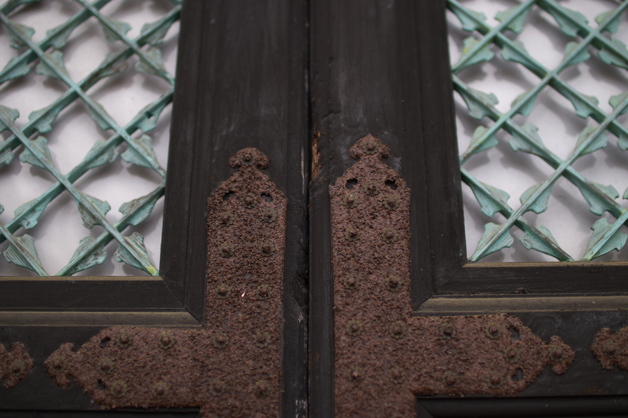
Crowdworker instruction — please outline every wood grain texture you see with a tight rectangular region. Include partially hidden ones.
[309,0,428,415]
[0,0,308,414]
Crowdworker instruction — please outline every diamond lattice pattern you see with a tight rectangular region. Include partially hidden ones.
[449,0,628,262]
[0,0,180,276]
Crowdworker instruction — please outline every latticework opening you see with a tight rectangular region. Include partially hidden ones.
[448,0,628,262]
[0,0,180,276]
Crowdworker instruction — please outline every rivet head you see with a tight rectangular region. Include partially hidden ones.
[603,342,618,357]
[345,227,360,242]
[254,380,270,397]
[213,332,228,349]
[49,356,66,373]
[363,181,380,196]
[349,367,364,382]
[389,366,404,384]
[386,276,402,292]
[153,381,169,396]
[442,371,457,387]
[242,193,258,208]
[110,380,127,397]
[116,332,133,348]
[158,332,176,349]
[209,379,225,396]
[549,345,564,362]
[487,372,503,388]
[98,358,114,374]
[382,228,398,244]
[362,138,379,154]
[261,207,278,223]
[256,284,272,300]
[343,193,359,208]
[215,284,232,299]
[254,332,271,348]
[485,323,502,339]
[440,323,456,339]
[504,346,520,363]
[346,320,363,336]
[218,211,233,226]
[241,150,256,165]
[383,195,399,211]
[218,242,235,258]
[389,321,407,339]
[343,274,360,290]
[259,242,276,256]
[9,360,24,375]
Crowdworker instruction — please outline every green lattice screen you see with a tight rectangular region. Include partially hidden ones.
[448,0,628,262]
[0,0,180,276]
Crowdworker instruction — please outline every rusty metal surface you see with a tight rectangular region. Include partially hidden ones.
[0,342,32,388]
[45,148,285,417]
[592,327,628,371]
[331,136,574,417]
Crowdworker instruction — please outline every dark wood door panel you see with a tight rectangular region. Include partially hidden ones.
[309,0,628,415]
[0,0,308,416]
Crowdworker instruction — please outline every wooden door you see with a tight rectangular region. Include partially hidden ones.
[3,0,628,417]
[0,0,307,416]
[309,0,628,417]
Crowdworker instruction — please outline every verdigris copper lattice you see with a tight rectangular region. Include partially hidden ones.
[449,0,628,261]
[45,148,285,417]
[331,136,574,416]
[0,0,181,275]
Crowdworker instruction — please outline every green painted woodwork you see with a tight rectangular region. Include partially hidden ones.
[0,0,181,275]
[449,0,628,261]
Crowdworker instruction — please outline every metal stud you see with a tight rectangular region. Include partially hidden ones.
[242,193,258,208]
[343,193,359,208]
[213,332,228,349]
[383,195,399,211]
[98,358,114,374]
[504,346,520,363]
[215,284,232,299]
[549,345,564,362]
[240,150,256,166]
[386,276,402,292]
[485,323,502,339]
[261,207,278,223]
[487,372,503,388]
[256,284,272,300]
[48,356,66,374]
[109,380,127,397]
[218,211,234,226]
[389,366,404,384]
[345,227,360,242]
[219,242,235,258]
[382,228,397,243]
[116,332,133,348]
[254,332,271,348]
[343,274,360,290]
[361,137,379,155]
[442,371,457,387]
[346,320,363,337]
[259,242,276,256]
[209,379,225,396]
[9,360,24,375]
[349,367,364,382]
[153,381,169,397]
[363,181,380,196]
[254,380,270,397]
[440,322,456,339]
[389,321,407,339]
[158,332,176,349]
[603,341,618,357]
